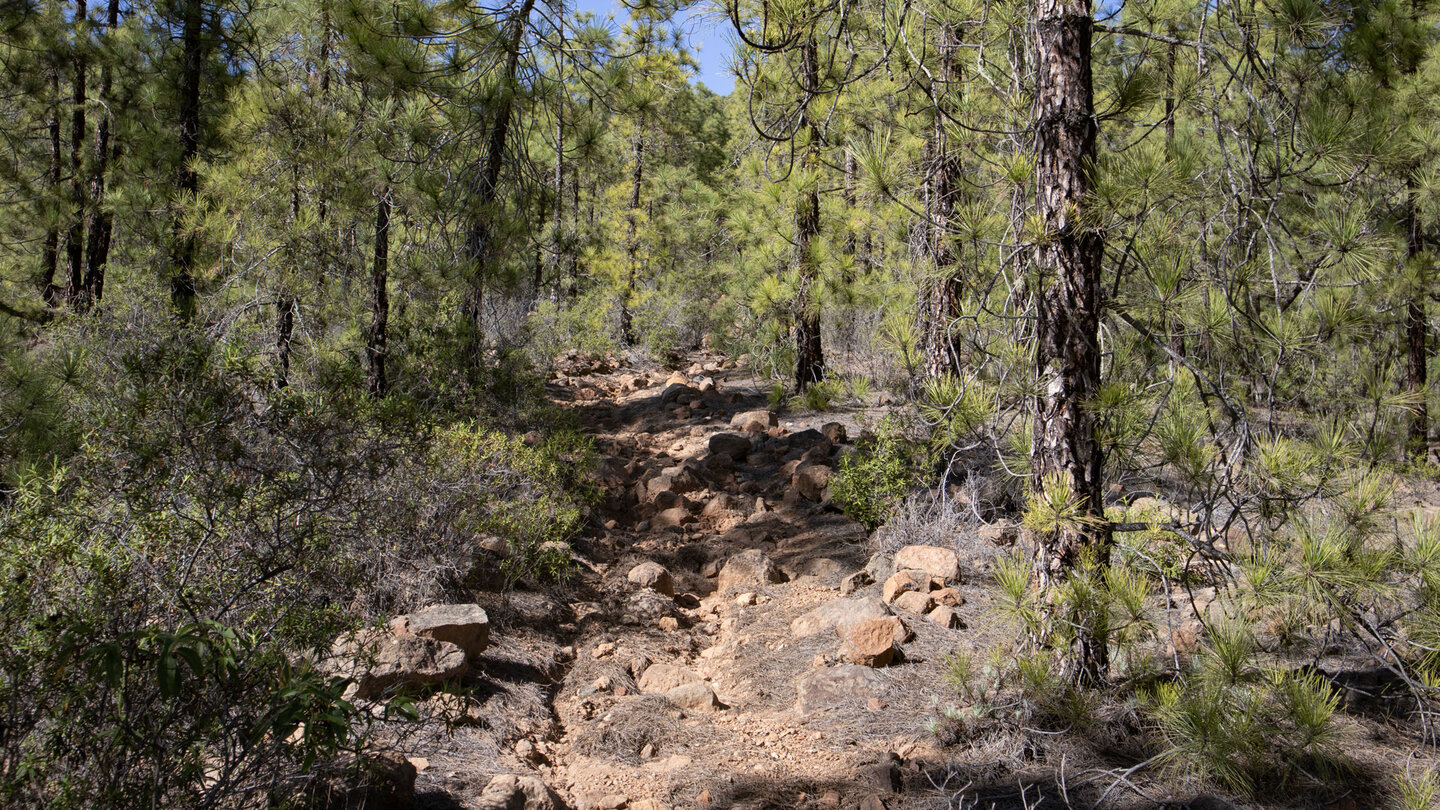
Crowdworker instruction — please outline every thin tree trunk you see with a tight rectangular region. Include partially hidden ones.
[367,186,391,396]
[1030,0,1109,684]
[793,34,824,391]
[1406,183,1428,460]
[921,21,962,380]
[275,295,295,388]
[551,106,564,305]
[82,0,119,307]
[462,0,537,360]
[41,73,62,307]
[65,0,87,308]
[169,0,203,321]
[621,114,644,346]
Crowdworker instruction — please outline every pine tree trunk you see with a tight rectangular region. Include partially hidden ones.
[462,0,536,361]
[1030,0,1109,684]
[621,115,644,346]
[921,22,962,380]
[1405,186,1428,460]
[367,187,391,397]
[275,295,295,388]
[82,0,119,307]
[169,0,203,321]
[793,34,824,391]
[65,0,88,309]
[551,101,564,305]
[41,73,62,307]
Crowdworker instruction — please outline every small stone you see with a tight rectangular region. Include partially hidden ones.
[708,433,752,460]
[665,681,721,711]
[932,587,964,607]
[717,549,784,591]
[840,569,874,595]
[820,422,848,444]
[882,570,923,604]
[628,561,675,596]
[840,618,898,667]
[637,663,703,694]
[892,590,935,615]
[477,774,562,810]
[731,410,779,432]
[657,616,680,632]
[593,642,617,658]
[928,605,964,629]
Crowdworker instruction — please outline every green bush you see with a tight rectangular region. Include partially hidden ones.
[829,420,925,530]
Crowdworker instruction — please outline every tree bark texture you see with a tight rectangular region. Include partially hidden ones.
[367,187,391,396]
[1029,0,1110,682]
[793,34,825,391]
[169,0,203,321]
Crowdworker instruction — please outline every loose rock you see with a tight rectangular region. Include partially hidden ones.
[840,618,899,667]
[717,549,785,591]
[892,545,961,583]
[795,665,887,714]
[791,596,891,638]
[397,603,490,658]
[477,773,564,810]
[627,561,675,596]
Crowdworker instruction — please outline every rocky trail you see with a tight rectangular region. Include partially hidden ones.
[352,351,1209,810]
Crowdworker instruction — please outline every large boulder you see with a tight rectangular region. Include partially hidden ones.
[477,774,566,810]
[627,561,675,596]
[717,549,785,591]
[892,590,935,615]
[708,433,753,460]
[397,603,490,658]
[731,410,779,433]
[336,632,470,700]
[790,596,890,638]
[795,665,887,715]
[892,545,961,583]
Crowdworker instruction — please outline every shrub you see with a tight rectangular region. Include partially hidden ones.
[830,419,926,530]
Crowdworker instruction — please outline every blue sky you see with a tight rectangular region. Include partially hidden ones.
[571,0,738,95]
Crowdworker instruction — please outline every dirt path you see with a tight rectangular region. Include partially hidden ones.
[408,352,1036,809]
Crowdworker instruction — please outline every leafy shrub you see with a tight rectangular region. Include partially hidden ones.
[830,419,926,530]
[0,316,595,807]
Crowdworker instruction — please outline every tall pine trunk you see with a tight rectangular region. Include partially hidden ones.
[1405,183,1428,460]
[921,21,962,380]
[65,0,87,308]
[169,0,203,321]
[793,34,824,391]
[41,72,62,307]
[462,0,536,361]
[83,0,120,306]
[621,114,644,346]
[1030,0,1109,684]
[367,187,391,396]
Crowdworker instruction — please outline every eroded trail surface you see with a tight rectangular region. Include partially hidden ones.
[410,352,1010,810]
